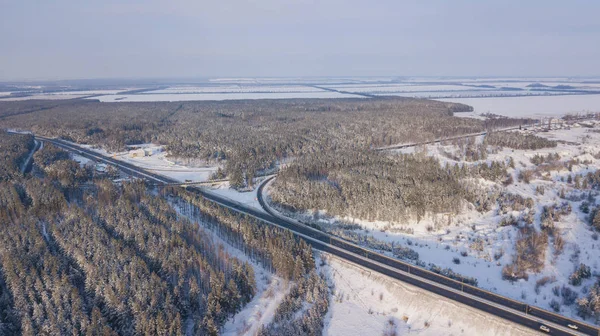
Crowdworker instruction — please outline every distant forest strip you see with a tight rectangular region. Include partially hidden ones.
[0,98,530,188]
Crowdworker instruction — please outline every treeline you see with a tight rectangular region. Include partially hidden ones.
[482,116,537,130]
[271,150,468,223]
[0,142,320,335]
[167,188,315,281]
[486,131,557,150]
[448,160,509,182]
[0,131,34,180]
[34,144,93,189]
[271,150,514,224]
[0,98,533,188]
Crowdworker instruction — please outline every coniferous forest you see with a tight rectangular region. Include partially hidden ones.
[0,130,321,335]
[0,98,539,335]
[0,98,532,188]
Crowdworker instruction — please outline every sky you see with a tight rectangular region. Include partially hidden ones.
[1,0,599,80]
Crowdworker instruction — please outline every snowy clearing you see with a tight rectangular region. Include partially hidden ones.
[319,253,534,336]
[222,277,290,336]
[208,182,266,213]
[79,143,217,183]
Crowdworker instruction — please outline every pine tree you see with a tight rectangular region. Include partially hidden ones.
[293,256,306,280]
[226,279,242,315]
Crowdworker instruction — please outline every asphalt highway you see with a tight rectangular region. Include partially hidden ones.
[33,134,599,336]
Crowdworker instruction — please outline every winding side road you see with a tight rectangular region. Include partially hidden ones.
[21,139,41,173]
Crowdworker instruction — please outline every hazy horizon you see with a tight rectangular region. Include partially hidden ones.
[2,0,600,81]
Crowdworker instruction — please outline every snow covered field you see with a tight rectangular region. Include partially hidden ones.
[148,85,324,94]
[0,90,127,101]
[91,91,364,102]
[320,254,534,336]
[4,77,599,102]
[321,80,600,99]
[323,84,477,92]
[46,90,126,95]
[441,95,600,118]
[378,90,567,99]
[2,94,86,101]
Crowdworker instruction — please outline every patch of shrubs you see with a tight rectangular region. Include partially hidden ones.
[428,264,478,286]
[569,263,592,286]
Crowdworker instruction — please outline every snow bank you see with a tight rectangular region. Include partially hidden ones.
[320,254,534,336]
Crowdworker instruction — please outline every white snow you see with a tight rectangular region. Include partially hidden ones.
[320,253,535,336]
[377,90,567,99]
[2,94,84,101]
[89,91,365,102]
[71,153,91,166]
[439,95,600,119]
[324,84,484,93]
[208,182,266,213]
[149,85,325,94]
[46,90,126,95]
[222,277,290,336]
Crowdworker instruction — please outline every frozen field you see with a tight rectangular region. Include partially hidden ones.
[91,91,364,102]
[323,84,475,92]
[440,94,600,118]
[0,90,127,101]
[377,90,567,99]
[2,94,86,101]
[46,90,126,95]
[148,85,324,94]
[3,77,600,102]
[322,79,600,99]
